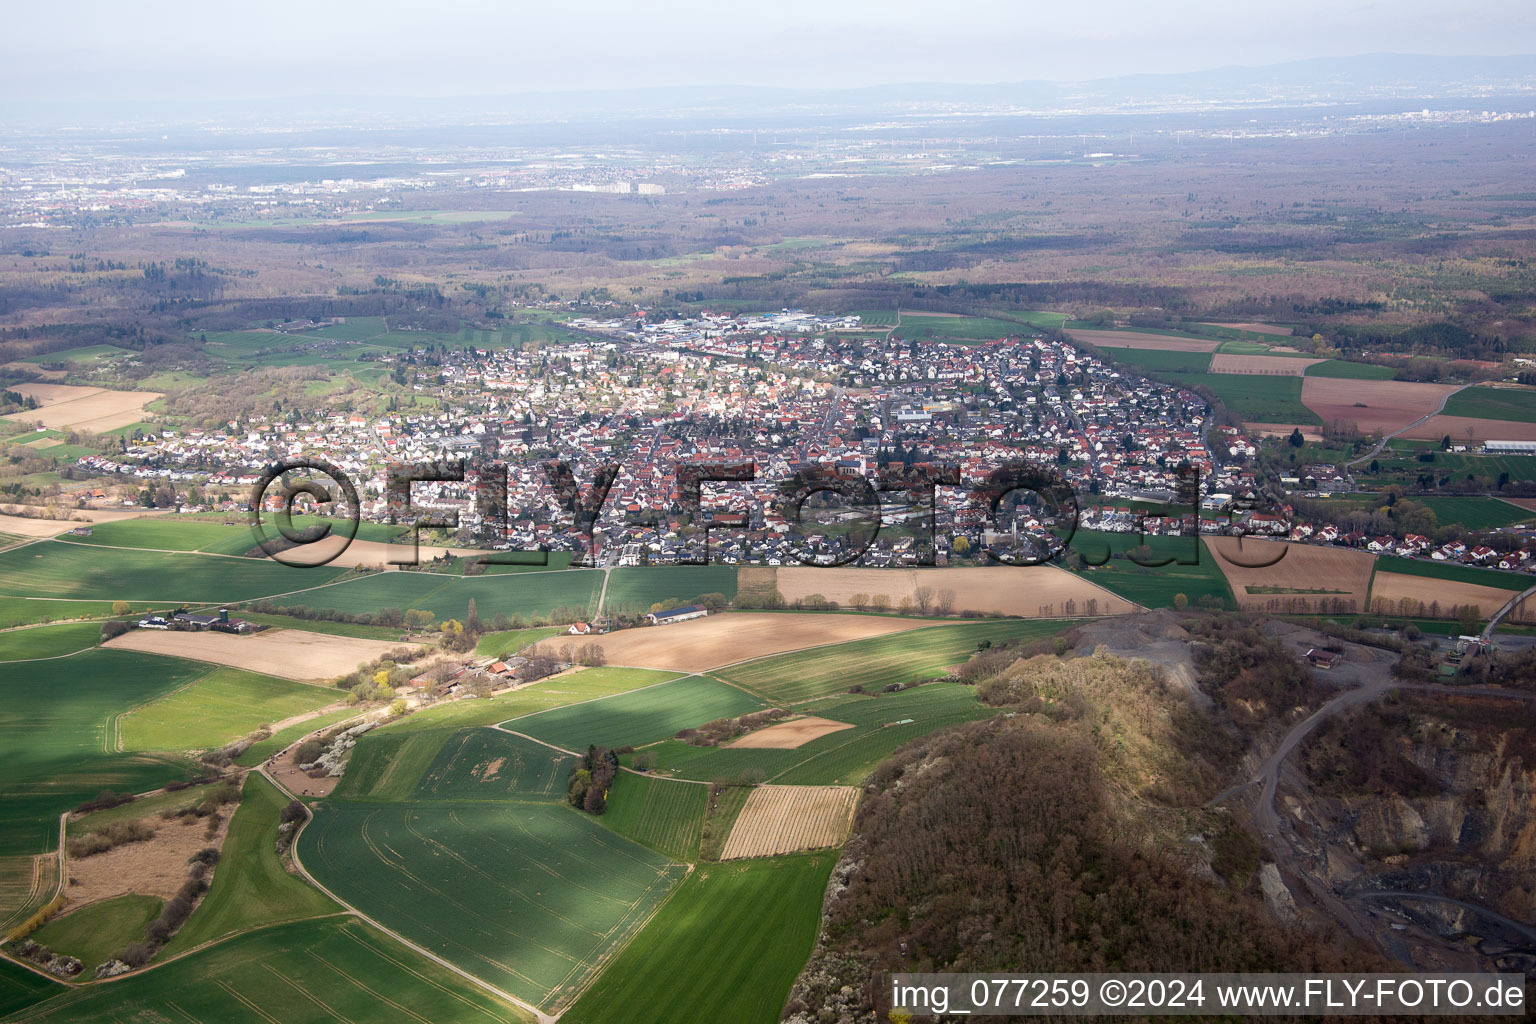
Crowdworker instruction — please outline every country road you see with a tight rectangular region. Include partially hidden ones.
[1343,382,1470,474]
[1483,583,1536,643]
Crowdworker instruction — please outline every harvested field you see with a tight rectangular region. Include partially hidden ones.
[64,810,229,909]
[2,383,162,432]
[1209,354,1323,376]
[774,565,1132,617]
[727,716,855,749]
[719,785,858,859]
[1503,498,1536,514]
[541,611,927,672]
[1205,537,1375,613]
[267,536,495,568]
[0,509,166,539]
[1370,572,1535,622]
[1299,378,1460,435]
[1399,414,1536,443]
[1066,329,1219,352]
[103,628,419,682]
[1247,423,1323,441]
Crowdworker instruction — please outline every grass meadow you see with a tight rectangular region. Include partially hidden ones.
[162,773,338,955]
[117,667,338,752]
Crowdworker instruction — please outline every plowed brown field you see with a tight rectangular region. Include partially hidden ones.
[543,611,928,672]
[727,716,855,749]
[1205,537,1375,613]
[1300,378,1460,435]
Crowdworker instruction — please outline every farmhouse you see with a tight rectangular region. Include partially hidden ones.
[646,604,708,626]
[568,621,592,635]
[1304,648,1341,670]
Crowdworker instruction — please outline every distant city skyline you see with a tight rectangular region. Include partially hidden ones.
[3,0,1535,106]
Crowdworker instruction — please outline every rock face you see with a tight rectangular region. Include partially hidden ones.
[1295,695,1536,925]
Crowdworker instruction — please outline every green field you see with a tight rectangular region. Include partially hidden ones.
[1443,385,1536,422]
[412,728,574,801]
[65,783,214,833]
[0,650,203,856]
[506,674,760,752]
[383,666,681,736]
[601,565,738,615]
[0,956,59,1017]
[716,619,1073,702]
[1067,531,1236,608]
[9,916,532,1024]
[333,728,456,801]
[162,773,338,956]
[1363,444,1536,488]
[29,894,163,973]
[641,683,998,786]
[233,610,411,640]
[595,772,708,862]
[1416,496,1533,531]
[474,625,568,657]
[1162,371,1321,424]
[0,621,103,661]
[300,730,686,1010]
[0,597,121,629]
[118,667,337,752]
[1306,359,1397,380]
[561,853,836,1024]
[0,541,347,602]
[273,567,602,622]
[63,518,262,554]
[1373,555,1530,591]
[1097,347,1213,373]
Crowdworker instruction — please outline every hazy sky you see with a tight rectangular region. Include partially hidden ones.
[4,0,1534,104]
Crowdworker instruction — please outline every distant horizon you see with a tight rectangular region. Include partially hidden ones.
[4,0,1535,107]
[4,51,1536,130]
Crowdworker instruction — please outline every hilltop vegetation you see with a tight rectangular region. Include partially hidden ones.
[785,652,1384,1023]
